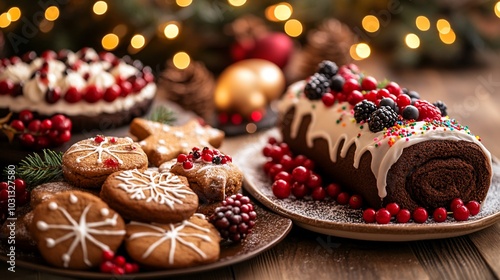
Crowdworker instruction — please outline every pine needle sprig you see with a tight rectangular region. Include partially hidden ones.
[16,149,64,188]
[149,106,177,125]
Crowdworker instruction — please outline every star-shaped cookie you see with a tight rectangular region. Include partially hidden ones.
[129,118,224,166]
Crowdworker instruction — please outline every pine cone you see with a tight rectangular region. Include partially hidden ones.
[158,60,216,124]
[294,18,356,81]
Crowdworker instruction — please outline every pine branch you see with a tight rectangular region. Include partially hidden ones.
[16,149,64,188]
[149,106,177,124]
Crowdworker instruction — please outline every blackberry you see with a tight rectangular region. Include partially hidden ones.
[368,106,398,132]
[304,73,329,100]
[317,60,338,79]
[329,74,345,92]
[433,100,448,116]
[353,100,377,123]
[209,194,257,242]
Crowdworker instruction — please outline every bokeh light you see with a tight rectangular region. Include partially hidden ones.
[284,19,302,37]
[176,0,193,7]
[173,52,191,69]
[102,33,119,50]
[131,34,145,49]
[362,15,380,33]
[495,1,500,18]
[0,13,11,28]
[164,22,180,39]
[405,33,420,49]
[39,19,54,33]
[439,29,456,44]
[415,16,430,31]
[8,7,21,22]
[93,1,108,15]
[350,43,371,60]
[436,19,451,34]
[228,0,246,7]
[45,6,60,21]
[274,3,292,21]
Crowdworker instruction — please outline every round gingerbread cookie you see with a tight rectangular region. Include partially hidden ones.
[30,181,100,208]
[125,214,220,269]
[31,191,126,269]
[100,169,199,224]
[62,135,148,188]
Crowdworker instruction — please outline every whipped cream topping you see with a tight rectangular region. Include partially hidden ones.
[0,48,156,116]
[279,80,493,199]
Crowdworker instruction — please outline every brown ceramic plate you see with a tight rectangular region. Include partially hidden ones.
[0,203,292,279]
[237,129,500,242]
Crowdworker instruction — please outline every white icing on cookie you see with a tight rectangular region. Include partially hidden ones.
[67,137,141,164]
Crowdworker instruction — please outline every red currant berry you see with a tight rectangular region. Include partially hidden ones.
[396,94,411,108]
[100,261,115,273]
[102,250,115,261]
[19,133,35,146]
[361,76,378,91]
[112,266,125,275]
[450,198,464,210]
[94,135,105,143]
[326,183,342,199]
[385,81,401,96]
[64,86,82,103]
[291,182,308,199]
[0,182,8,191]
[342,78,360,94]
[28,119,41,133]
[348,194,363,209]
[113,255,126,267]
[10,120,25,132]
[51,114,71,131]
[291,166,310,183]
[347,90,364,106]
[84,85,104,103]
[311,186,326,201]
[18,110,34,124]
[202,153,213,163]
[385,202,400,216]
[306,173,322,189]
[336,192,350,205]
[321,92,335,107]
[396,209,411,223]
[124,263,135,274]
[177,153,188,162]
[40,119,53,132]
[465,201,481,216]
[412,207,428,223]
[182,160,194,169]
[103,84,121,102]
[364,90,378,102]
[433,207,448,223]
[119,80,133,97]
[376,88,391,99]
[274,171,292,184]
[55,130,71,144]
[132,77,147,92]
[363,208,376,223]
[375,208,392,224]
[14,179,26,195]
[453,205,470,221]
[272,179,291,199]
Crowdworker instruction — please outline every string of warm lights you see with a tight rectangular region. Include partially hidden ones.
[1,1,500,66]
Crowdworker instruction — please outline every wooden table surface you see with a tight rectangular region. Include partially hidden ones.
[2,53,500,279]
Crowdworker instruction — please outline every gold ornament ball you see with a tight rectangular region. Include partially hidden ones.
[214,59,285,118]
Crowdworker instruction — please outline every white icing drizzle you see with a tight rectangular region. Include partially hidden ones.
[67,137,141,164]
[101,208,109,216]
[279,80,493,199]
[128,219,211,265]
[69,194,78,204]
[36,197,126,268]
[115,169,194,209]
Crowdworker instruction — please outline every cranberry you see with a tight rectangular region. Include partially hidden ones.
[291,166,310,183]
[396,209,411,223]
[103,84,121,102]
[19,133,35,146]
[385,81,402,96]
[347,90,364,106]
[18,110,34,124]
[326,183,342,199]
[279,143,290,156]
[361,76,378,91]
[14,179,26,195]
[270,146,285,163]
[132,77,147,92]
[311,186,326,200]
[112,266,125,275]
[45,88,61,104]
[450,198,464,210]
[0,79,14,95]
[453,205,470,221]
[263,161,274,175]
[0,182,8,191]
[302,159,315,171]
[375,208,391,224]
[84,85,104,103]
[364,90,378,102]
[321,92,335,107]
[279,155,295,172]
[291,182,308,199]
[336,192,350,205]
[64,86,82,103]
[272,179,291,199]
[274,171,292,184]
[10,120,25,132]
[376,88,391,99]
[363,208,376,223]
[267,137,278,145]
[306,173,322,189]
[268,164,284,180]
[262,144,273,157]
[412,207,428,223]
[396,94,411,108]
[55,130,71,144]
[35,135,51,149]
[102,250,115,261]
[51,114,71,131]
[0,189,8,202]
[385,202,400,216]
[177,153,188,162]
[348,194,363,209]
[465,201,481,216]
[119,80,133,97]
[293,155,307,168]
[40,119,53,132]
[100,261,114,273]
[433,207,448,223]
[113,255,126,267]
[342,78,360,94]
[28,119,41,133]
[202,153,213,163]
[182,161,193,169]
[124,263,135,274]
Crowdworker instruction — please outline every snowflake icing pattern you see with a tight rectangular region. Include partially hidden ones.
[67,137,140,164]
[36,194,125,268]
[128,217,211,265]
[116,169,194,208]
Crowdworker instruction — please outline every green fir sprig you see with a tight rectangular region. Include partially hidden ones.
[148,106,177,124]
[15,149,64,188]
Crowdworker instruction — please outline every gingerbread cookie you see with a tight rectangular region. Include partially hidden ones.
[30,181,100,208]
[101,169,198,223]
[129,118,224,166]
[31,191,126,269]
[0,206,36,251]
[167,147,243,203]
[125,214,220,269]
[62,136,148,188]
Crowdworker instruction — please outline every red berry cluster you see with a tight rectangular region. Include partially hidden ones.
[0,179,30,218]
[176,147,232,170]
[8,110,72,149]
[209,194,257,242]
[7,110,72,149]
[362,199,481,224]
[263,138,364,208]
[100,250,139,275]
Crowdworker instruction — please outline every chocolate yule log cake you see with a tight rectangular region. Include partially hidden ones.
[278,61,493,211]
